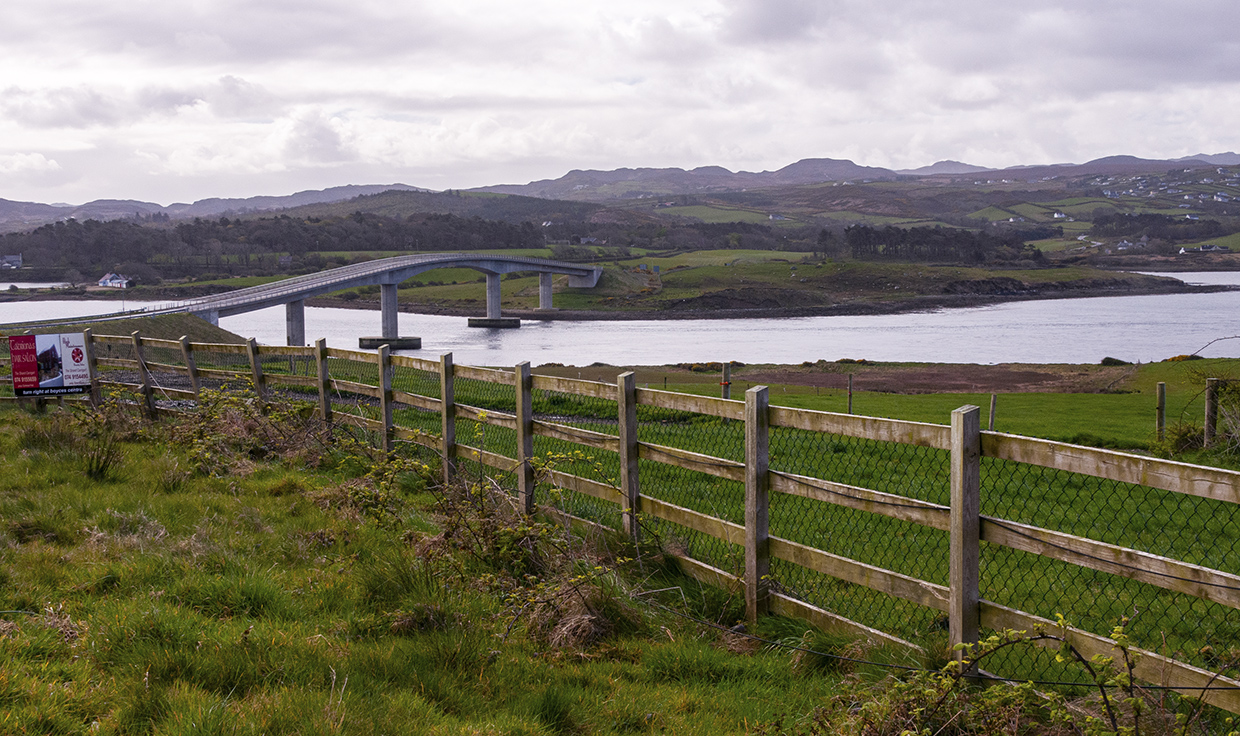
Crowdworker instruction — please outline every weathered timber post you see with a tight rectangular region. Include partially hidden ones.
[617,371,640,541]
[378,345,394,454]
[131,331,155,419]
[1156,382,1166,443]
[179,335,200,399]
[315,339,332,425]
[1205,378,1218,448]
[516,362,535,513]
[847,374,853,414]
[745,385,771,624]
[988,394,997,431]
[950,405,982,672]
[82,328,101,407]
[246,338,267,411]
[440,353,456,486]
[721,363,731,400]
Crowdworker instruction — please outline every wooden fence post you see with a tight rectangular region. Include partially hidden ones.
[179,335,200,399]
[131,331,155,419]
[721,363,731,400]
[847,374,853,414]
[22,330,40,414]
[1156,382,1166,443]
[315,339,332,425]
[988,394,997,431]
[1205,378,1218,448]
[745,385,770,624]
[82,328,101,407]
[950,405,981,671]
[378,345,394,454]
[618,371,640,541]
[440,353,456,486]
[246,337,266,411]
[516,362,535,514]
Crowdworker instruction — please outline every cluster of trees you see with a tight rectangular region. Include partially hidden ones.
[1,207,1053,282]
[1090,213,1231,242]
[1,212,546,278]
[818,225,1045,263]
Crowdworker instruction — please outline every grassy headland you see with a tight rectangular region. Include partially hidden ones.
[2,393,1230,734]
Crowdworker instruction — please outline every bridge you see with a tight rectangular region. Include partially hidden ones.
[5,254,602,348]
[172,253,602,346]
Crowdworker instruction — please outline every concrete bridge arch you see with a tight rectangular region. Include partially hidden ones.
[168,253,602,346]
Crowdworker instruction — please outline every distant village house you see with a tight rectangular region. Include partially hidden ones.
[1,254,21,270]
[97,272,134,288]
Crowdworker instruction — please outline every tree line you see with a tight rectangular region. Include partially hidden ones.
[1090,213,1230,242]
[817,224,1047,263]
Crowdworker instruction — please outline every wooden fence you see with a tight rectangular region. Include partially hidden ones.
[3,330,1240,713]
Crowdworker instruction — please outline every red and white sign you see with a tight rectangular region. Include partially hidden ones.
[7,333,91,397]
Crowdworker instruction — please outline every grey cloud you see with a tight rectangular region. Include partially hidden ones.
[206,76,282,118]
[721,0,825,43]
[0,86,124,128]
[282,114,354,164]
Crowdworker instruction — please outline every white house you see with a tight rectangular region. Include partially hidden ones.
[97,272,133,288]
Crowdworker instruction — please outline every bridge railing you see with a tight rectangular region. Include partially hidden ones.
[6,330,1240,714]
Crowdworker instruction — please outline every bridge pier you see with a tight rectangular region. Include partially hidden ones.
[381,283,399,338]
[469,272,520,328]
[193,309,219,326]
[359,282,422,349]
[486,273,501,319]
[537,272,556,311]
[286,300,306,346]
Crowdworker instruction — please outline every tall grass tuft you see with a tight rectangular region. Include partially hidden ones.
[82,431,125,481]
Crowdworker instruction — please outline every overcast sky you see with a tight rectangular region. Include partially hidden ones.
[2,0,1238,205]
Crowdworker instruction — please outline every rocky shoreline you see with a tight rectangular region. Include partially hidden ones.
[3,273,1231,322]
[301,278,1229,321]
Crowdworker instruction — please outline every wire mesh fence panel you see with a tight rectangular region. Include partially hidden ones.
[394,406,442,440]
[327,354,382,424]
[0,338,12,397]
[452,372,518,492]
[531,385,622,529]
[138,342,192,398]
[636,404,745,463]
[392,361,440,403]
[768,425,952,645]
[259,351,316,388]
[631,402,747,579]
[189,345,253,389]
[391,361,442,439]
[639,458,745,572]
[979,456,1240,679]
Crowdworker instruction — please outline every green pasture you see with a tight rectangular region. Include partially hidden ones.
[813,211,930,226]
[0,404,867,735]
[654,205,789,225]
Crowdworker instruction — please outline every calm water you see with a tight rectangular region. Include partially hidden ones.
[2,272,1238,366]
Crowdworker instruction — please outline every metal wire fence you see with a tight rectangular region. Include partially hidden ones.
[980,457,1240,679]
[770,425,951,643]
[5,332,1239,710]
[532,384,622,530]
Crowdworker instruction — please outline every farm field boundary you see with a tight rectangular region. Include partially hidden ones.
[3,330,1240,713]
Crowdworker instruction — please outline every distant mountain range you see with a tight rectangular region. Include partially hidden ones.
[0,184,427,233]
[1,154,1237,232]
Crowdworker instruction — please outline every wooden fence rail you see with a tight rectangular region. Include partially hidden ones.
[3,330,1239,713]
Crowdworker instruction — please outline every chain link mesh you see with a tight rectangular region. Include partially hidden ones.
[635,404,745,576]
[980,457,1240,680]
[0,337,12,397]
[453,373,517,491]
[531,385,622,529]
[768,425,951,645]
[391,360,442,439]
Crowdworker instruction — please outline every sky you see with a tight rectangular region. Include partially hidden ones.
[2,0,1238,206]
